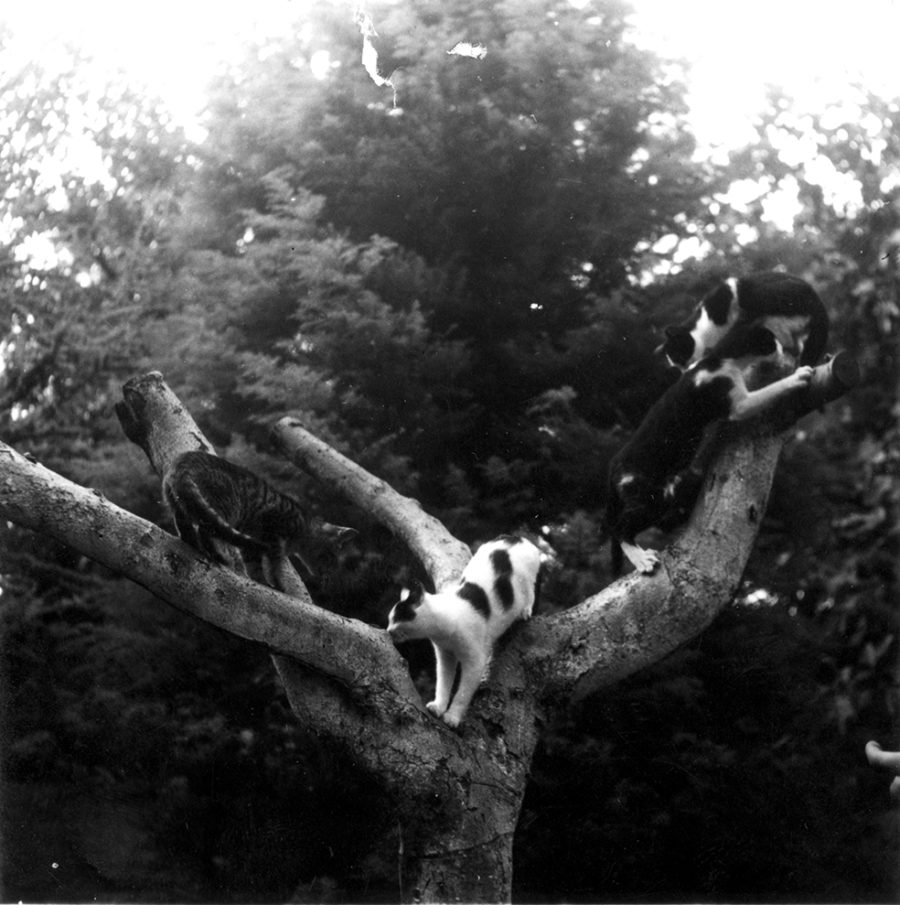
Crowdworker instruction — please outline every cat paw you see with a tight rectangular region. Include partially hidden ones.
[426,701,446,718]
[635,550,660,574]
[622,541,660,574]
[789,365,815,387]
[441,711,462,729]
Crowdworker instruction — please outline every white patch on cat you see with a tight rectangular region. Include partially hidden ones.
[760,314,810,365]
[686,279,741,367]
[620,540,660,574]
[386,536,541,728]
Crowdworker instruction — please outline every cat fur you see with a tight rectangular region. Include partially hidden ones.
[660,272,828,371]
[607,324,814,575]
[386,535,541,728]
[162,450,355,579]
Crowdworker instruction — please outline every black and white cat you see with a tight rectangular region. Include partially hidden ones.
[386,535,541,728]
[163,450,355,579]
[607,324,814,575]
[660,272,828,371]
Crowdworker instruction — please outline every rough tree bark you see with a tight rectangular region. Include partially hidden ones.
[0,356,856,903]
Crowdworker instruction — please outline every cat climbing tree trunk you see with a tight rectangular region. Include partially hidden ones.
[0,358,856,904]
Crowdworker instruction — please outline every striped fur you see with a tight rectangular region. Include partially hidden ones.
[162,451,354,570]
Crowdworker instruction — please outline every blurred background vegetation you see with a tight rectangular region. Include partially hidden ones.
[0,0,897,901]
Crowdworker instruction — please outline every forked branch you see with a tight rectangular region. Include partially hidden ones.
[1,356,856,736]
[0,438,417,714]
[519,352,858,705]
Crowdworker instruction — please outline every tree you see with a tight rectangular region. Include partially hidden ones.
[192,0,719,514]
[1,6,892,898]
[0,359,854,903]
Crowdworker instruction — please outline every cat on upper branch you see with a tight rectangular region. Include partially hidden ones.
[386,535,542,729]
[162,450,355,580]
[606,324,815,575]
[660,271,828,371]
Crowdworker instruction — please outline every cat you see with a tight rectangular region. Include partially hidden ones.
[386,535,542,728]
[162,450,355,581]
[607,324,814,575]
[660,271,828,371]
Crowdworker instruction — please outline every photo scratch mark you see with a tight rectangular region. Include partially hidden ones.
[354,7,400,107]
[447,42,487,60]
[355,8,389,87]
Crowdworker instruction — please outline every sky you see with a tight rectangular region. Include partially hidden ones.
[2,0,898,242]
[628,0,900,153]
[3,0,899,148]
[1,1,302,137]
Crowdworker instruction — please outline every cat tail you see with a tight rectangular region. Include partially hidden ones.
[180,475,267,551]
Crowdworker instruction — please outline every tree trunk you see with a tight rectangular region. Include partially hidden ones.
[403,829,516,905]
[0,359,856,903]
[394,701,537,904]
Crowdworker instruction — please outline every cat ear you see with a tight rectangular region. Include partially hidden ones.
[394,581,425,621]
[661,329,694,366]
[334,526,357,546]
[320,522,357,546]
[400,579,425,604]
[704,282,736,323]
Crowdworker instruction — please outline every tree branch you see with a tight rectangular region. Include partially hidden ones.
[0,439,418,715]
[273,417,471,589]
[520,353,859,705]
[523,429,781,703]
[776,351,860,426]
[1,355,857,760]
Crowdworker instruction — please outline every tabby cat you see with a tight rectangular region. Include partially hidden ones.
[162,450,355,578]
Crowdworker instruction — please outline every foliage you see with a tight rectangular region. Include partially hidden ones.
[518,605,898,903]
[0,2,897,901]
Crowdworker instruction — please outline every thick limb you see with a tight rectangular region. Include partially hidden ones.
[264,548,296,592]
[609,478,668,575]
[443,648,489,728]
[171,509,205,554]
[273,417,470,590]
[729,366,813,421]
[427,644,459,718]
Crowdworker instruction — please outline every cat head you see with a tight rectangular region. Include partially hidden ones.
[317,522,357,546]
[716,323,781,361]
[660,280,739,369]
[386,581,429,644]
[659,325,697,369]
[289,520,357,574]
